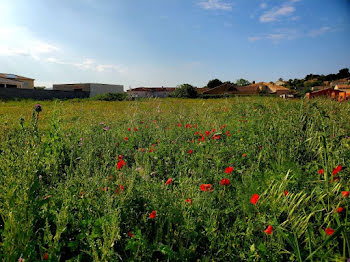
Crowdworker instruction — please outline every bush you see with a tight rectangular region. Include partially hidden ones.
[170,84,198,98]
[91,93,127,101]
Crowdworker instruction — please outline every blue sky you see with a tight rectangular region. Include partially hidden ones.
[0,0,349,89]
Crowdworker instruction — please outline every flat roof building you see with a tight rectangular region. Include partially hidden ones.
[53,83,124,97]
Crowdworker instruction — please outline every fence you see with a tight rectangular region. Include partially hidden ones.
[0,88,89,100]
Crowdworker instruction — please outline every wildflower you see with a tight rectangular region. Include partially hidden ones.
[165,178,173,185]
[149,210,157,219]
[337,207,343,213]
[250,194,260,205]
[220,178,230,186]
[195,131,199,135]
[80,191,84,198]
[117,159,126,170]
[332,165,342,176]
[342,191,349,198]
[188,150,193,154]
[124,137,128,141]
[103,126,111,131]
[134,128,138,131]
[325,228,334,236]
[99,122,104,125]
[34,104,42,112]
[128,231,134,237]
[225,166,234,174]
[18,258,25,262]
[205,131,211,137]
[212,135,221,140]
[44,253,48,260]
[284,190,288,196]
[318,169,324,175]
[177,123,182,127]
[102,187,108,192]
[200,184,213,192]
[128,128,131,131]
[264,225,273,235]
[212,129,216,132]
[149,148,155,152]
[140,121,144,124]
[186,198,193,204]
[116,185,125,193]
[242,153,247,157]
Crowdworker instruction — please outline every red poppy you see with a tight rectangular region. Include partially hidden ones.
[165,178,173,185]
[124,137,128,141]
[242,153,247,157]
[200,184,213,192]
[128,231,134,237]
[225,166,234,174]
[188,150,193,154]
[284,190,289,196]
[337,207,343,213]
[80,191,84,198]
[149,210,157,219]
[117,159,126,170]
[149,148,155,152]
[220,178,230,186]
[44,253,48,260]
[318,169,324,175]
[220,124,226,129]
[332,165,342,176]
[186,198,193,204]
[212,135,221,140]
[128,128,131,131]
[212,129,216,132]
[102,186,108,192]
[140,121,144,124]
[115,184,125,193]
[325,228,334,236]
[195,131,199,135]
[264,225,273,235]
[205,131,211,137]
[250,194,260,205]
[134,128,138,132]
[342,191,349,198]
[177,123,182,127]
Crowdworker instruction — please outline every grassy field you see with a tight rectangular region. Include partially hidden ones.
[0,97,349,261]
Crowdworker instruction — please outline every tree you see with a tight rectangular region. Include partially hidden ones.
[278,78,283,81]
[207,79,223,89]
[235,79,251,86]
[171,84,198,98]
[337,68,350,79]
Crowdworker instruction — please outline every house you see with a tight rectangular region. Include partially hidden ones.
[201,82,291,96]
[53,83,124,97]
[306,87,349,102]
[334,84,350,93]
[275,80,286,86]
[0,73,35,89]
[127,87,175,98]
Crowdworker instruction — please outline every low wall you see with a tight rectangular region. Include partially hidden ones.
[0,88,89,100]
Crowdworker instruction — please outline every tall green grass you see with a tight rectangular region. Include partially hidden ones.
[0,97,349,261]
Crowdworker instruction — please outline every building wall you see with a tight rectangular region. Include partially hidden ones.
[53,84,91,92]
[19,79,35,89]
[89,84,124,97]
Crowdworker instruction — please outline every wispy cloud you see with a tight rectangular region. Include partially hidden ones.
[249,26,332,42]
[260,3,267,9]
[47,57,126,74]
[260,5,295,22]
[0,26,60,60]
[197,0,232,11]
[308,26,331,37]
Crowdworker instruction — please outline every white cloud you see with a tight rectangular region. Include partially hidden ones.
[198,0,232,11]
[47,57,126,74]
[0,26,60,60]
[308,26,331,37]
[260,5,295,22]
